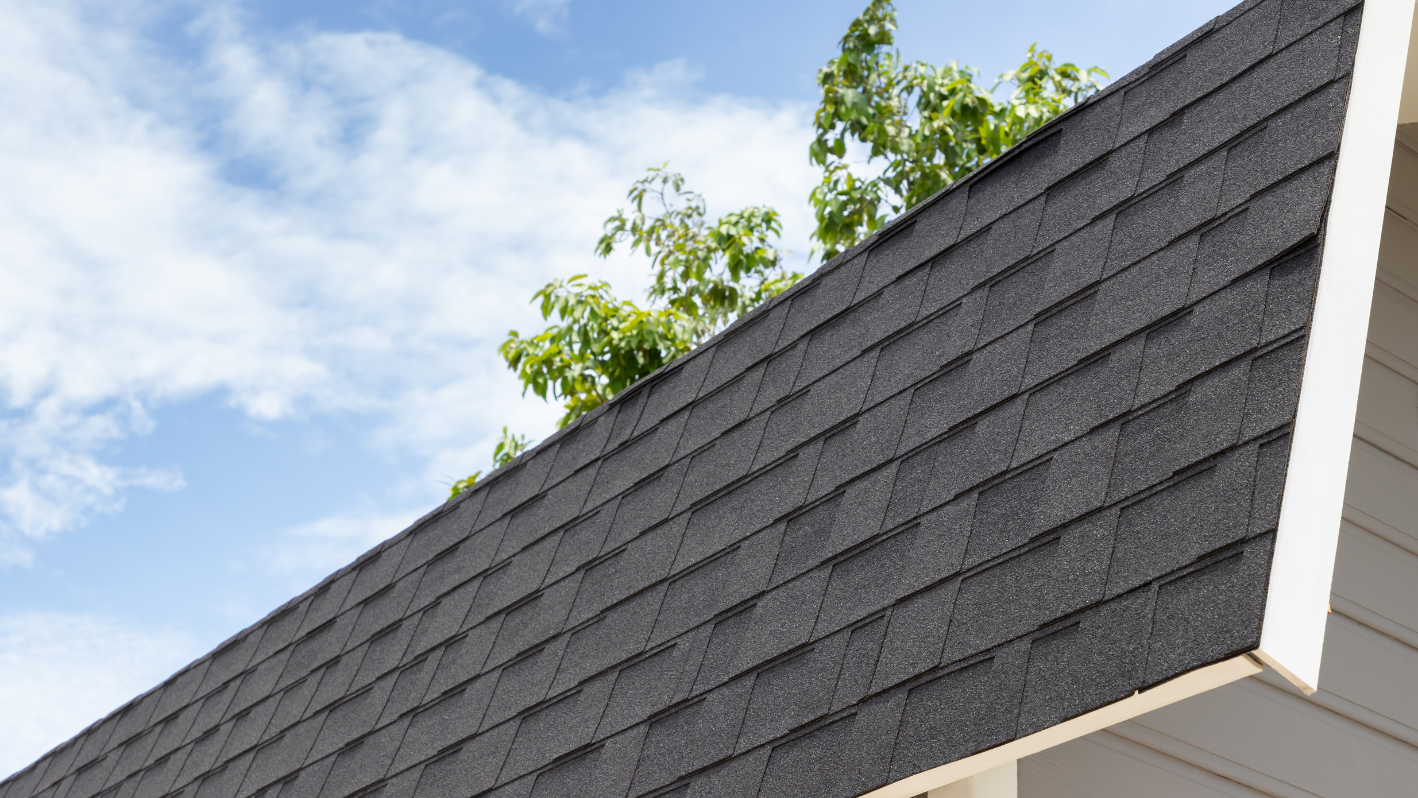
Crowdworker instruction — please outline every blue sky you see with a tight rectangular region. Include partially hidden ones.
[0,0,1240,775]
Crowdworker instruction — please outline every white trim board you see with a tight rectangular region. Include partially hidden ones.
[1260,0,1418,695]
[926,761,1016,798]
[858,656,1261,798]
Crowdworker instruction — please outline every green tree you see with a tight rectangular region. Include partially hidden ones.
[810,0,1107,260]
[500,166,796,429]
[450,168,796,498]
[452,1,1105,494]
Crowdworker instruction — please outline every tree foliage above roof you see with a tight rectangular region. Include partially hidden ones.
[452,0,1105,495]
[498,167,798,431]
[809,0,1107,260]
[451,171,795,497]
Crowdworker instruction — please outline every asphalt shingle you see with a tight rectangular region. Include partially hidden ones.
[830,616,888,713]
[808,395,912,500]
[534,726,645,798]
[1144,534,1273,686]
[633,354,714,437]
[922,198,1045,314]
[306,650,367,720]
[1014,337,1143,464]
[408,722,515,798]
[870,580,960,693]
[350,621,417,693]
[1106,443,1260,596]
[485,577,581,667]
[566,517,683,626]
[897,327,1030,452]
[651,529,778,646]
[552,586,664,694]
[770,499,841,588]
[406,576,482,658]
[724,570,831,682]
[736,635,848,751]
[390,674,495,773]
[701,305,790,396]
[340,540,411,615]
[685,746,769,798]
[500,677,614,782]
[424,620,500,698]
[476,448,558,533]
[864,292,984,407]
[677,365,764,456]
[755,716,857,798]
[314,717,404,798]
[888,646,1028,782]
[1108,358,1251,500]
[499,467,596,560]
[377,655,437,726]
[1037,138,1147,248]
[629,679,753,795]
[1189,156,1335,300]
[1015,588,1154,736]
[778,257,867,345]
[1242,337,1308,438]
[598,643,695,739]
[480,638,569,730]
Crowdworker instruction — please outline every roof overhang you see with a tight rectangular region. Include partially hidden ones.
[882,1,1418,792]
[860,655,1260,797]
[1261,0,1415,694]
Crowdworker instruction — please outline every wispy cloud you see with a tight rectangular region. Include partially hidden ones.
[0,612,202,778]
[0,0,817,565]
[509,0,574,35]
[0,399,184,566]
[263,501,427,591]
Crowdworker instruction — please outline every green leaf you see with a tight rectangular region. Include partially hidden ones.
[807,0,1105,258]
[458,2,1105,496]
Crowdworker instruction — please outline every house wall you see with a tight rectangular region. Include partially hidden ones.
[1016,126,1418,798]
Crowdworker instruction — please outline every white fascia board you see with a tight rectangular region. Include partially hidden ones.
[1258,0,1417,695]
[927,760,1016,798]
[859,656,1261,798]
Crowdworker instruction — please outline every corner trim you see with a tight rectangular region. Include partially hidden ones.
[859,655,1261,798]
[1262,0,1417,695]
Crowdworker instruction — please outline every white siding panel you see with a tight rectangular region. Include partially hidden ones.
[1319,614,1418,735]
[1131,679,1418,798]
[1385,139,1418,222]
[1377,207,1418,286]
[1367,279,1418,368]
[1332,523,1418,636]
[1342,442,1418,550]
[1018,736,1257,798]
[1355,356,1418,464]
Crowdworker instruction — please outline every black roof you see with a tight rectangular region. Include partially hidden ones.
[0,1,1360,796]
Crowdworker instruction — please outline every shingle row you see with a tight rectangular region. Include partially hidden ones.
[0,1,1358,797]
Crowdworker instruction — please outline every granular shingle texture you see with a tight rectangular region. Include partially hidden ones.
[2,1,1359,796]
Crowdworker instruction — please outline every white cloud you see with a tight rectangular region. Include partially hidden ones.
[0,612,202,779]
[509,0,574,35]
[0,0,817,561]
[0,399,184,566]
[263,501,427,591]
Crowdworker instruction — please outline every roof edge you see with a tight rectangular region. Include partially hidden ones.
[1264,0,1416,695]
[859,655,1262,798]
[439,0,1293,519]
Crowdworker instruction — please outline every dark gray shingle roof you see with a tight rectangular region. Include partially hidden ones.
[0,0,1360,796]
